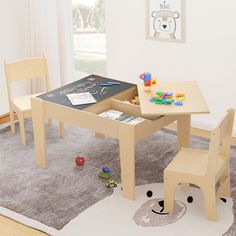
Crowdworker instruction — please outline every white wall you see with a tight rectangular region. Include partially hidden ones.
[106,0,236,135]
[0,0,31,116]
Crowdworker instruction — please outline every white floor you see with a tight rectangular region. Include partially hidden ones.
[0,183,233,236]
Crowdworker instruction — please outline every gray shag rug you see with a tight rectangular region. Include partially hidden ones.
[0,120,235,235]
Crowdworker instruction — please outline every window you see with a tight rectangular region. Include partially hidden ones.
[72,0,106,76]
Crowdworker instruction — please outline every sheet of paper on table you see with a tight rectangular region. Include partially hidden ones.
[66,92,97,106]
[99,110,145,125]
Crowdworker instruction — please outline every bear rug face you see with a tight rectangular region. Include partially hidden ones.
[133,198,186,227]
[58,183,233,236]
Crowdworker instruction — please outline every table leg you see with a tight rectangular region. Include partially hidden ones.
[177,115,191,149]
[119,125,135,200]
[31,98,47,168]
[177,115,191,192]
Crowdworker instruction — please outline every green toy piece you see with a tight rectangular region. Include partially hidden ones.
[156,91,165,96]
[99,172,109,179]
[106,179,117,188]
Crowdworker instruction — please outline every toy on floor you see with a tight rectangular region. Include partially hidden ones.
[149,91,185,106]
[106,179,117,188]
[139,72,157,93]
[102,166,111,173]
[75,156,85,166]
[99,167,111,179]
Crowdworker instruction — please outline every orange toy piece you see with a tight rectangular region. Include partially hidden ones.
[176,93,185,98]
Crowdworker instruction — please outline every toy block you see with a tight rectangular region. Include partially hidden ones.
[144,87,151,93]
[145,81,151,87]
[139,73,145,80]
[156,91,165,96]
[151,78,157,85]
[144,72,152,81]
[176,93,185,98]
[99,172,109,179]
[102,166,111,174]
[177,97,185,102]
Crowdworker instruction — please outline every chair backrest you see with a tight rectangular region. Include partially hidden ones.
[4,55,50,99]
[207,109,235,177]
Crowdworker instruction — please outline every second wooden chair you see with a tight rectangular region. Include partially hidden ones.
[164,109,235,221]
[5,55,64,145]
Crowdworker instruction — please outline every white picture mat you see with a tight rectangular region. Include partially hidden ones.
[147,0,185,43]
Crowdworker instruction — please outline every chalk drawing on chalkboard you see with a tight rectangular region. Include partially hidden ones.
[44,81,100,100]
[59,82,98,96]
[88,77,96,81]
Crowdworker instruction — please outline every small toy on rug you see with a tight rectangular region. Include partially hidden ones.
[102,166,111,173]
[139,72,157,93]
[75,156,85,166]
[106,179,117,188]
[99,166,111,179]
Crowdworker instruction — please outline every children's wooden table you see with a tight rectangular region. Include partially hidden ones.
[31,75,209,200]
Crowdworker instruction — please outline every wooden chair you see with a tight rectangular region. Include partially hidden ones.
[5,55,64,145]
[164,109,235,221]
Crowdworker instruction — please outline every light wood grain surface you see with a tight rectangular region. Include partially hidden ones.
[0,215,48,236]
[137,81,210,115]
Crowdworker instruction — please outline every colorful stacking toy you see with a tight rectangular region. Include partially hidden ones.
[139,72,157,93]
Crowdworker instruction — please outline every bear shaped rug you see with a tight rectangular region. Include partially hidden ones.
[58,183,233,236]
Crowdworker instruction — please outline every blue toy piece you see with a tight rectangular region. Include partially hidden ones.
[175,101,183,106]
[139,72,151,81]
[149,98,155,103]
[166,92,173,97]
[144,72,152,81]
[102,166,111,174]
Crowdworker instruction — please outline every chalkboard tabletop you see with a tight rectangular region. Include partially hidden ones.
[38,75,136,110]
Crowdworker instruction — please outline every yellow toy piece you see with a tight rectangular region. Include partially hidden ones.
[177,97,185,102]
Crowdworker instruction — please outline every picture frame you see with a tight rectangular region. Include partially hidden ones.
[146,0,185,43]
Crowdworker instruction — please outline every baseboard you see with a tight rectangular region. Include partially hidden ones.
[0,113,10,125]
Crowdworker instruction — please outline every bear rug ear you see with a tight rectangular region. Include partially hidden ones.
[173,11,180,19]
[151,11,159,18]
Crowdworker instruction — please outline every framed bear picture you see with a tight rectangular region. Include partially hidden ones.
[147,0,185,43]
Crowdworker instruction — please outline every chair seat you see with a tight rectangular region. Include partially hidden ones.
[166,148,226,178]
[12,93,42,112]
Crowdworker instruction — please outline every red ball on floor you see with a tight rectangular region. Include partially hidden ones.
[75,156,85,166]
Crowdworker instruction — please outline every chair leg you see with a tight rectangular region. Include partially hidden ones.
[164,174,177,213]
[181,183,190,192]
[203,185,217,221]
[220,167,231,197]
[10,109,15,134]
[48,119,52,126]
[19,113,26,145]
[59,122,64,138]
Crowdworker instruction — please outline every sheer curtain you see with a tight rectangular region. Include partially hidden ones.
[29,0,74,92]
